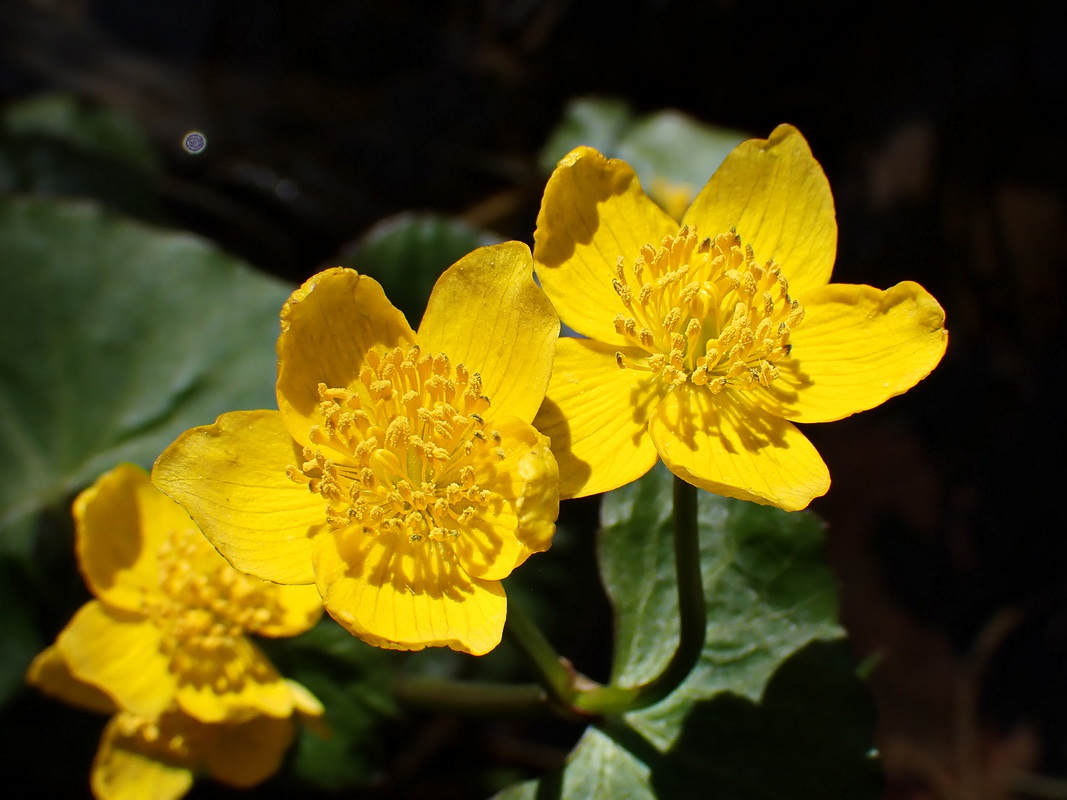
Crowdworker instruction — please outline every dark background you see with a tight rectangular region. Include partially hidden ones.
[3,0,1067,797]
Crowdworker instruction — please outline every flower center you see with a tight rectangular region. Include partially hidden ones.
[611,227,804,393]
[289,345,506,547]
[144,527,281,690]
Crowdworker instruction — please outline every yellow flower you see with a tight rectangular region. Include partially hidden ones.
[27,645,321,800]
[47,463,323,723]
[533,125,948,510]
[153,242,561,656]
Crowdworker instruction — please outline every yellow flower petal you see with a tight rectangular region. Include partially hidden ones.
[174,638,293,724]
[683,124,837,298]
[476,419,559,561]
[25,644,117,715]
[74,463,196,613]
[312,529,507,655]
[417,241,559,423]
[255,583,324,637]
[153,410,320,585]
[93,715,194,800]
[648,387,830,511]
[57,601,176,718]
[534,337,660,498]
[201,715,295,787]
[276,268,416,445]
[285,678,325,717]
[434,417,558,580]
[755,281,948,423]
[534,146,678,343]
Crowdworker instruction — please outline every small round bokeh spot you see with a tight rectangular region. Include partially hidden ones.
[183,131,207,154]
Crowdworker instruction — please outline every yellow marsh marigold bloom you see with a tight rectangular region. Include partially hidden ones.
[153,242,561,655]
[47,463,323,724]
[533,124,948,510]
[27,644,321,800]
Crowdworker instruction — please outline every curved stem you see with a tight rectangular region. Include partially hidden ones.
[574,476,705,715]
[503,594,579,707]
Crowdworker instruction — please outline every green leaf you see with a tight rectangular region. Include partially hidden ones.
[501,642,880,800]
[0,197,292,550]
[649,639,882,800]
[493,466,878,799]
[539,97,746,217]
[615,112,746,203]
[601,463,841,749]
[3,94,159,176]
[259,618,398,791]
[1,94,164,220]
[493,727,654,800]
[538,97,634,172]
[338,212,500,327]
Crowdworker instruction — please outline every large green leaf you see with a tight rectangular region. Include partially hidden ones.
[496,464,875,799]
[0,196,292,550]
[496,642,879,800]
[649,639,882,799]
[601,463,842,749]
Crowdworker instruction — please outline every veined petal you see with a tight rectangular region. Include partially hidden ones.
[277,267,416,445]
[175,638,293,724]
[153,410,321,585]
[754,281,948,423]
[312,529,507,655]
[57,601,176,718]
[74,464,196,613]
[649,387,830,511]
[202,715,295,787]
[534,146,678,343]
[25,645,117,715]
[534,337,661,499]
[255,583,324,637]
[418,241,559,423]
[93,715,194,800]
[683,124,837,298]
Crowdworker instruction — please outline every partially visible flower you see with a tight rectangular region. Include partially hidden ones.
[153,242,560,656]
[533,125,948,510]
[47,463,323,723]
[27,645,321,800]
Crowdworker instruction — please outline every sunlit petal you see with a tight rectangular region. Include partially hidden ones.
[683,124,836,298]
[153,410,320,585]
[649,387,829,511]
[534,146,678,343]
[753,281,948,423]
[535,337,660,498]
[277,268,417,446]
[313,529,507,655]
[418,241,559,422]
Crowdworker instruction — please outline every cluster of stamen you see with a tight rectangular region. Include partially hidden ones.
[143,528,280,691]
[288,345,506,548]
[612,227,804,393]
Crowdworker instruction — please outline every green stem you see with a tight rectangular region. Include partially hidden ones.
[574,476,706,715]
[503,594,579,707]
[393,677,549,717]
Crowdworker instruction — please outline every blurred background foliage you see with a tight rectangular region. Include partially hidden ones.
[1,0,1067,797]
